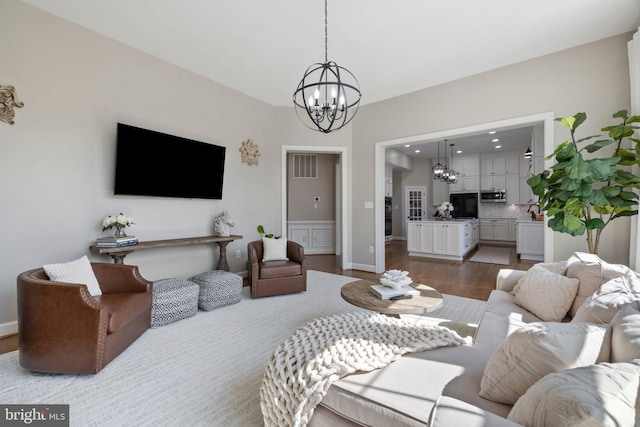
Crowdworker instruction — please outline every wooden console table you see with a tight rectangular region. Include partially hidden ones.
[90,235,243,271]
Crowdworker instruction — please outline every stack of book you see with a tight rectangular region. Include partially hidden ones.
[95,236,138,247]
[369,284,420,300]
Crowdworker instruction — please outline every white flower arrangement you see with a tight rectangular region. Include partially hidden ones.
[437,201,454,218]
[102,213,134,232]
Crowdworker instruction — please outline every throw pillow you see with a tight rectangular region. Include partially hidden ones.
[513,265,579,321]
[511,261,568,294]
[572,274,640,324]
[262,237,289,262]
[566,262,603,318]
[479,322,610,404]
[43,255,102,296]
[610,301,640,363]
[508,362,640,427]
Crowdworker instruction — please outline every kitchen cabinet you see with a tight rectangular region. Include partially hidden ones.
[480,219,509,241]
[433,222,460,256]
[450,155,479,193]
[407,222,433,253]
[407,220,474,260]
[519,176,534,204]
[481,174,506,191]
[505,154,520,175]
[385,165,393,197]
[472,219,479,247]
[432,179,449,207]
[481,156,506,176]
[506,174,519,204]
[508,219,517,241]
[517,220,544,260]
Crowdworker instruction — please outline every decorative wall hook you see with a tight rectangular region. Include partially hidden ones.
[239,139,260,166]
[0,85,24,125]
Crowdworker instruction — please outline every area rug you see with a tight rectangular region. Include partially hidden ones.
[0,270,485,426]
[469,246,511,265]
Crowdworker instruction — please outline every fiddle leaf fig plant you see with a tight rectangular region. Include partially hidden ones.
[527,110,640,254]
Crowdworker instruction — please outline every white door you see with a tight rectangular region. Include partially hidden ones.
[405,186,427,222]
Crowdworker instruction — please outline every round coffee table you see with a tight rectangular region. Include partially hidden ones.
[341,279,444,316]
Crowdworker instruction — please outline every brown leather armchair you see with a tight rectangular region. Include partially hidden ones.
[17,263,152,374]
[247,240,307,298]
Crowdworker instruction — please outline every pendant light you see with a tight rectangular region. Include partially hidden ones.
[447,143,460,184]
[292,0,361,133]
[524,147,532,159]
[432,140,446,180]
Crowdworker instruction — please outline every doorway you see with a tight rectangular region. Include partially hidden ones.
[374,112,556,273]
[282,146,349,270]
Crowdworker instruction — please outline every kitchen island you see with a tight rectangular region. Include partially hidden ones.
[516,219,544,260]
[407,218,477,261]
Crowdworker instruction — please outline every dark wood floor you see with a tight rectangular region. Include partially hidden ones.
[0,240,536,356]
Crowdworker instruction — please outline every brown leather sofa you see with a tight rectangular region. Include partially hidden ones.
[247,240,307,298]
[17,263,152,374]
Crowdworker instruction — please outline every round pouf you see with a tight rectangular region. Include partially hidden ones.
[151,278,200,328]
[189,270,242,311]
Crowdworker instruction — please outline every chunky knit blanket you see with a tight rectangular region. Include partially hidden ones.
[260,311,467,427]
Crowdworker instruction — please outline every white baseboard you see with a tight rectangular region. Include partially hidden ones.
[0,321,18,337]
[348,263,376,273]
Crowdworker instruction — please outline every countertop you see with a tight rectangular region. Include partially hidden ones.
[516,219,544,224]
[408,218,474,223]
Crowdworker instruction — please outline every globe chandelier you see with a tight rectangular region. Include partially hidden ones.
[446,143,460,184]
[432,140,446,180]
[292,0,361,133]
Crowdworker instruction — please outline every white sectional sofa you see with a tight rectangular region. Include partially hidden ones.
[309,253,640,426]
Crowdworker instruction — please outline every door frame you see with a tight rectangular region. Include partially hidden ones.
[282,145,349,270]
[374,112,555,273]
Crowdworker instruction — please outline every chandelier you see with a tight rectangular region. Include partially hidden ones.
[432,140,446,180]
[446,143,460,184]
[292,0,361,133]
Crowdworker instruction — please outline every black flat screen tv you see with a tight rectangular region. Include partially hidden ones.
[114,123,225,200]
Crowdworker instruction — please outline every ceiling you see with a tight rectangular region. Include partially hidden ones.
[395,125,536,160]
[21,0,640,108]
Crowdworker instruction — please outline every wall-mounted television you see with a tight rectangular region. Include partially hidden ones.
[114,123,225,200]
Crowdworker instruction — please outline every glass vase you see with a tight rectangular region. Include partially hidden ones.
[114,227,127,238]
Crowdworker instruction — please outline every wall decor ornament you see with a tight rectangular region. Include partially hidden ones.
[213,210,235,237]
[0,85,24,125]
[239,139,260,166]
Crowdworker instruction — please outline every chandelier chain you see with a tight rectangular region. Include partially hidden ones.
[324,0,328,63]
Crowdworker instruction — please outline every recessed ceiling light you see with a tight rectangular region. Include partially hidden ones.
[404,144,410,148]
[456,150,462,154]
[414,149,420,153]
[495,145,502,149]
[492,138,500,142]
[489,131,496,134]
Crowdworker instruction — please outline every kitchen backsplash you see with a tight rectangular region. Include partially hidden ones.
[479,203,537,219]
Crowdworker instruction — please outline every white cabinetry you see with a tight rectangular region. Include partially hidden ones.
[481,174,506,191]
[517,220,544,260]
[481,156,506,176]
[407,222,433,253]
[385,165,393,197]
[449,155,479,193]
[407,220,475,260]
[287,221,336,254]
[508,219,517,241]
[479,219,509,241]
[432,179,449,207]
[506,174,519,204]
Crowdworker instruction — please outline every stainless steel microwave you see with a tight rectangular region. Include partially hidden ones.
[480,190,506,202]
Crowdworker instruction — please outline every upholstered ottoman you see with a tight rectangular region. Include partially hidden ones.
[189,270,242,311]
[151,278,200,328]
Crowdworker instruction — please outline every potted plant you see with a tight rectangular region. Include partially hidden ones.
[257,225,281,239]
[527,110,640,254]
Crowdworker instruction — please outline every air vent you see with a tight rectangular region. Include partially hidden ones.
[293,154,317,178]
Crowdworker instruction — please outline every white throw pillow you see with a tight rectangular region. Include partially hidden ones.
[43,255,102,296]
[572,274,640,324]
[262,237,288,262]
[512,261,568,294]
[513,265,579,321]
[610,301,640,363]
[508,362,640,427]
[479,322,610,404]
[566,261,603,318]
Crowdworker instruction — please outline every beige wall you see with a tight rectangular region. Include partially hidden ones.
[287,153,337,221]
[351,32,633,268]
